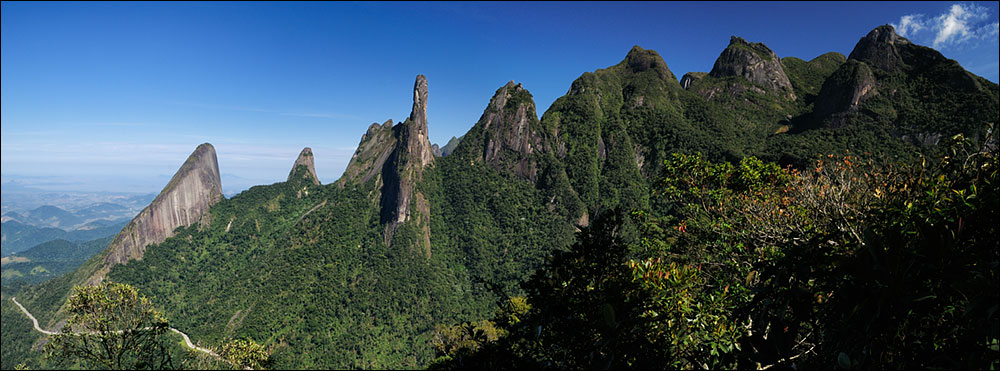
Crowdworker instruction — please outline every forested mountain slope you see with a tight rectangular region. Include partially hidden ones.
[2,25,996,370]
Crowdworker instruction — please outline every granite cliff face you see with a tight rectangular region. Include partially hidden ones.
[335,76,435,254]
[709,36,796,99]
[461,81,550,182]
[288,147,321,185]
[338,119,397,188]
[93,143,222,282]
[381,75,435,253]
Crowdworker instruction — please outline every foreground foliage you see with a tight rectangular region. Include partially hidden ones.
[432,133,999,369]
[44,282,174,370]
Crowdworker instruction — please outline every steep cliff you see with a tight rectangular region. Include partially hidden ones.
[337,119,397,188]
[381,75,435,253]
[93,143,222,282]
[680,72,707,90]
[847,24,911,73]
[384,75,434,224]
[334,76,435,253]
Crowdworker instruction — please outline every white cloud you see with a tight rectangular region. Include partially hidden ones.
[891,3,998,49]
[981,21,1000,39]
[932,3,992,48]
[893,14,925,37]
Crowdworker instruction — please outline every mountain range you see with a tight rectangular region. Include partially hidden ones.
[1,25,996,369]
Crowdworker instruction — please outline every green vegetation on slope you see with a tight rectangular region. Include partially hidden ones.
[2,27,997,370]
[99,157,577,369]
[2,236,113,287]
[431,134,999,369]
[1,219,125,256]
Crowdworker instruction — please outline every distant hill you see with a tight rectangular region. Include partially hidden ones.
[2,25,996,370]
[1,219,128,256]
[1,236,113,286]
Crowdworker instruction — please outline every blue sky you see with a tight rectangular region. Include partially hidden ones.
[2,1,998,194]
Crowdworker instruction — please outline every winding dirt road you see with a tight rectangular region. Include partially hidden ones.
[10,296,219,358]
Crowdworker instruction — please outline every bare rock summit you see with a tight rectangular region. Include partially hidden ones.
[92,143,222,283]
[459,80,549,182]
[710,36,796,99]
[288,147,321,185]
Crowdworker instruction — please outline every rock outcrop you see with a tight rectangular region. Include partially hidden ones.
[94,143,222,283]
[337,119,397,188]
[380,76,435,253]
[287,147,320,185]
[814,60,878,127]
[710,36,796,99]
[439,136,462,157]
[464,81,550,182]
[336,76,435,255]
[680,72,707,89]
[846,25,979,91]
[622,45,678,83]
[848,25,911,73]
[403,75,435,169]
[815,25,987,131]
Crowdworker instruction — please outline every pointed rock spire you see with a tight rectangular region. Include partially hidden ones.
[288,147,320,185]
[94,143,222,282]
[710,36,796,99]
[405,74,435,168]
[384,75,434,225]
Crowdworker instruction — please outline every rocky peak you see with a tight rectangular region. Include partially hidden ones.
[848,25,911,72]
[622,45,678,84]
[439,135,462,157]
[288,147,320,185]
[380,75,436,254]
[93,143,222,283]
[466,80,547,182]
[710,36,796,99]
[404,75,435,168]
[849,25,981,92]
